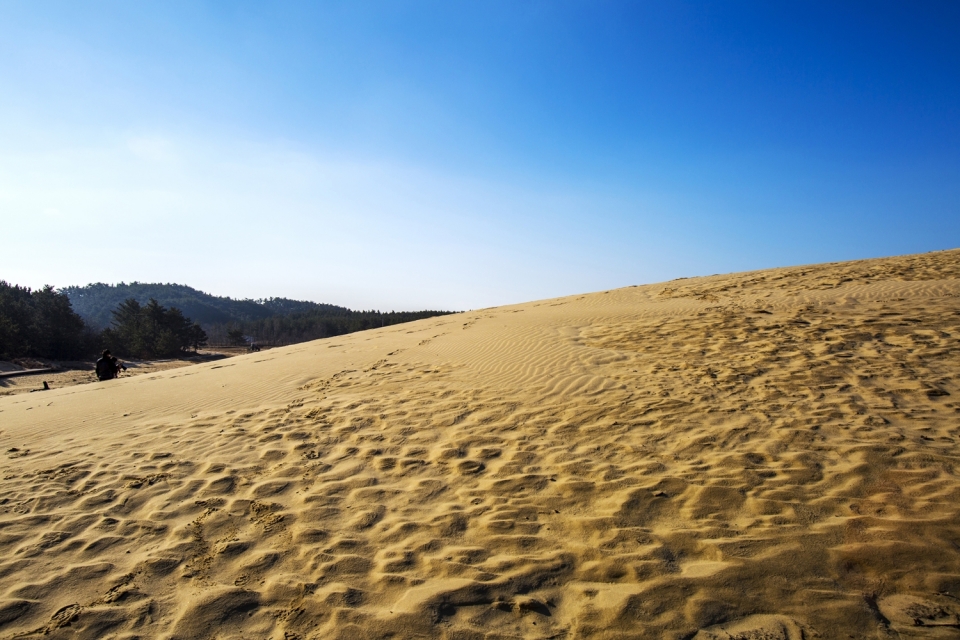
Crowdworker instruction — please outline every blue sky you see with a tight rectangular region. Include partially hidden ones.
[2,1,958,310]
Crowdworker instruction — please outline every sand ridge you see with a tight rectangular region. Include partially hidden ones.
[2,249,960,638]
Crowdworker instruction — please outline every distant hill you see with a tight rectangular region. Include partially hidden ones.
[61,283,348,330]
[61,282,454,347]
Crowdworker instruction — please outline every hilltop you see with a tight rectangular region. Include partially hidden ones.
[61,282,453,346]
[61,282,348,330]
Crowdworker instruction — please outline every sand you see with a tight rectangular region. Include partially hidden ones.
[2,250,960,639]
[0,350,248,398]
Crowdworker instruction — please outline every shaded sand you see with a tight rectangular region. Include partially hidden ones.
[0,361,191,398]
[2,250,960,639]
[0,349,248,397]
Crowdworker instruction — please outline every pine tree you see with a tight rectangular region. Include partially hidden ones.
[102,298,207,358]
[0,282,92,360]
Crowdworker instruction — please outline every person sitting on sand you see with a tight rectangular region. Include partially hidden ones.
[95,350,126,381]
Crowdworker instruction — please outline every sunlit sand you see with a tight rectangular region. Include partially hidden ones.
[2,249,959,638]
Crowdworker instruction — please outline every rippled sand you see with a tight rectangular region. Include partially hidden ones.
[2,249,960,639]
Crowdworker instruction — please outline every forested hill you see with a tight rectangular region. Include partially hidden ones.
[62,283,347,330]
[61,282,455,347]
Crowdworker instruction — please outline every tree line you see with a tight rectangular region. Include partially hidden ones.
[0,281,206,360]
[206,309,452,346]
[0,282,96,360]
[101,298,208,358]
[2,280,454,360]
[63,281,454,348]
[61,282,350,329]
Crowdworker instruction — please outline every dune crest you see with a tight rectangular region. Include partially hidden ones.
[2,250,960,639]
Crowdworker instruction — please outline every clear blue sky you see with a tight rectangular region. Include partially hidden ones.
[2,1,958,310]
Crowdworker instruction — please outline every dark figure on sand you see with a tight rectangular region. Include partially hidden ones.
[95,350,126,381]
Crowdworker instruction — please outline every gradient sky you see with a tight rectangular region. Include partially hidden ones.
[2,2,959,310]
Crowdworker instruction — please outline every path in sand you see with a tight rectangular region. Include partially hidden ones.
[2,250,960,639]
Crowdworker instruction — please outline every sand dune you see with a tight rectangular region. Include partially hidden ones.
[2,249,960,639]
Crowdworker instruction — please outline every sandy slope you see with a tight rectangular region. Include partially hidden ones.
[2,250,960,639]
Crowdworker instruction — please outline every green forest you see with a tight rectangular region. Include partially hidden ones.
[101,298,208,358]
[0,281,208,360]
[64,282,453,347]
[0,282,95,360]
[62,282,353,329]
[2,281,453,361]
[207,308,452,346]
